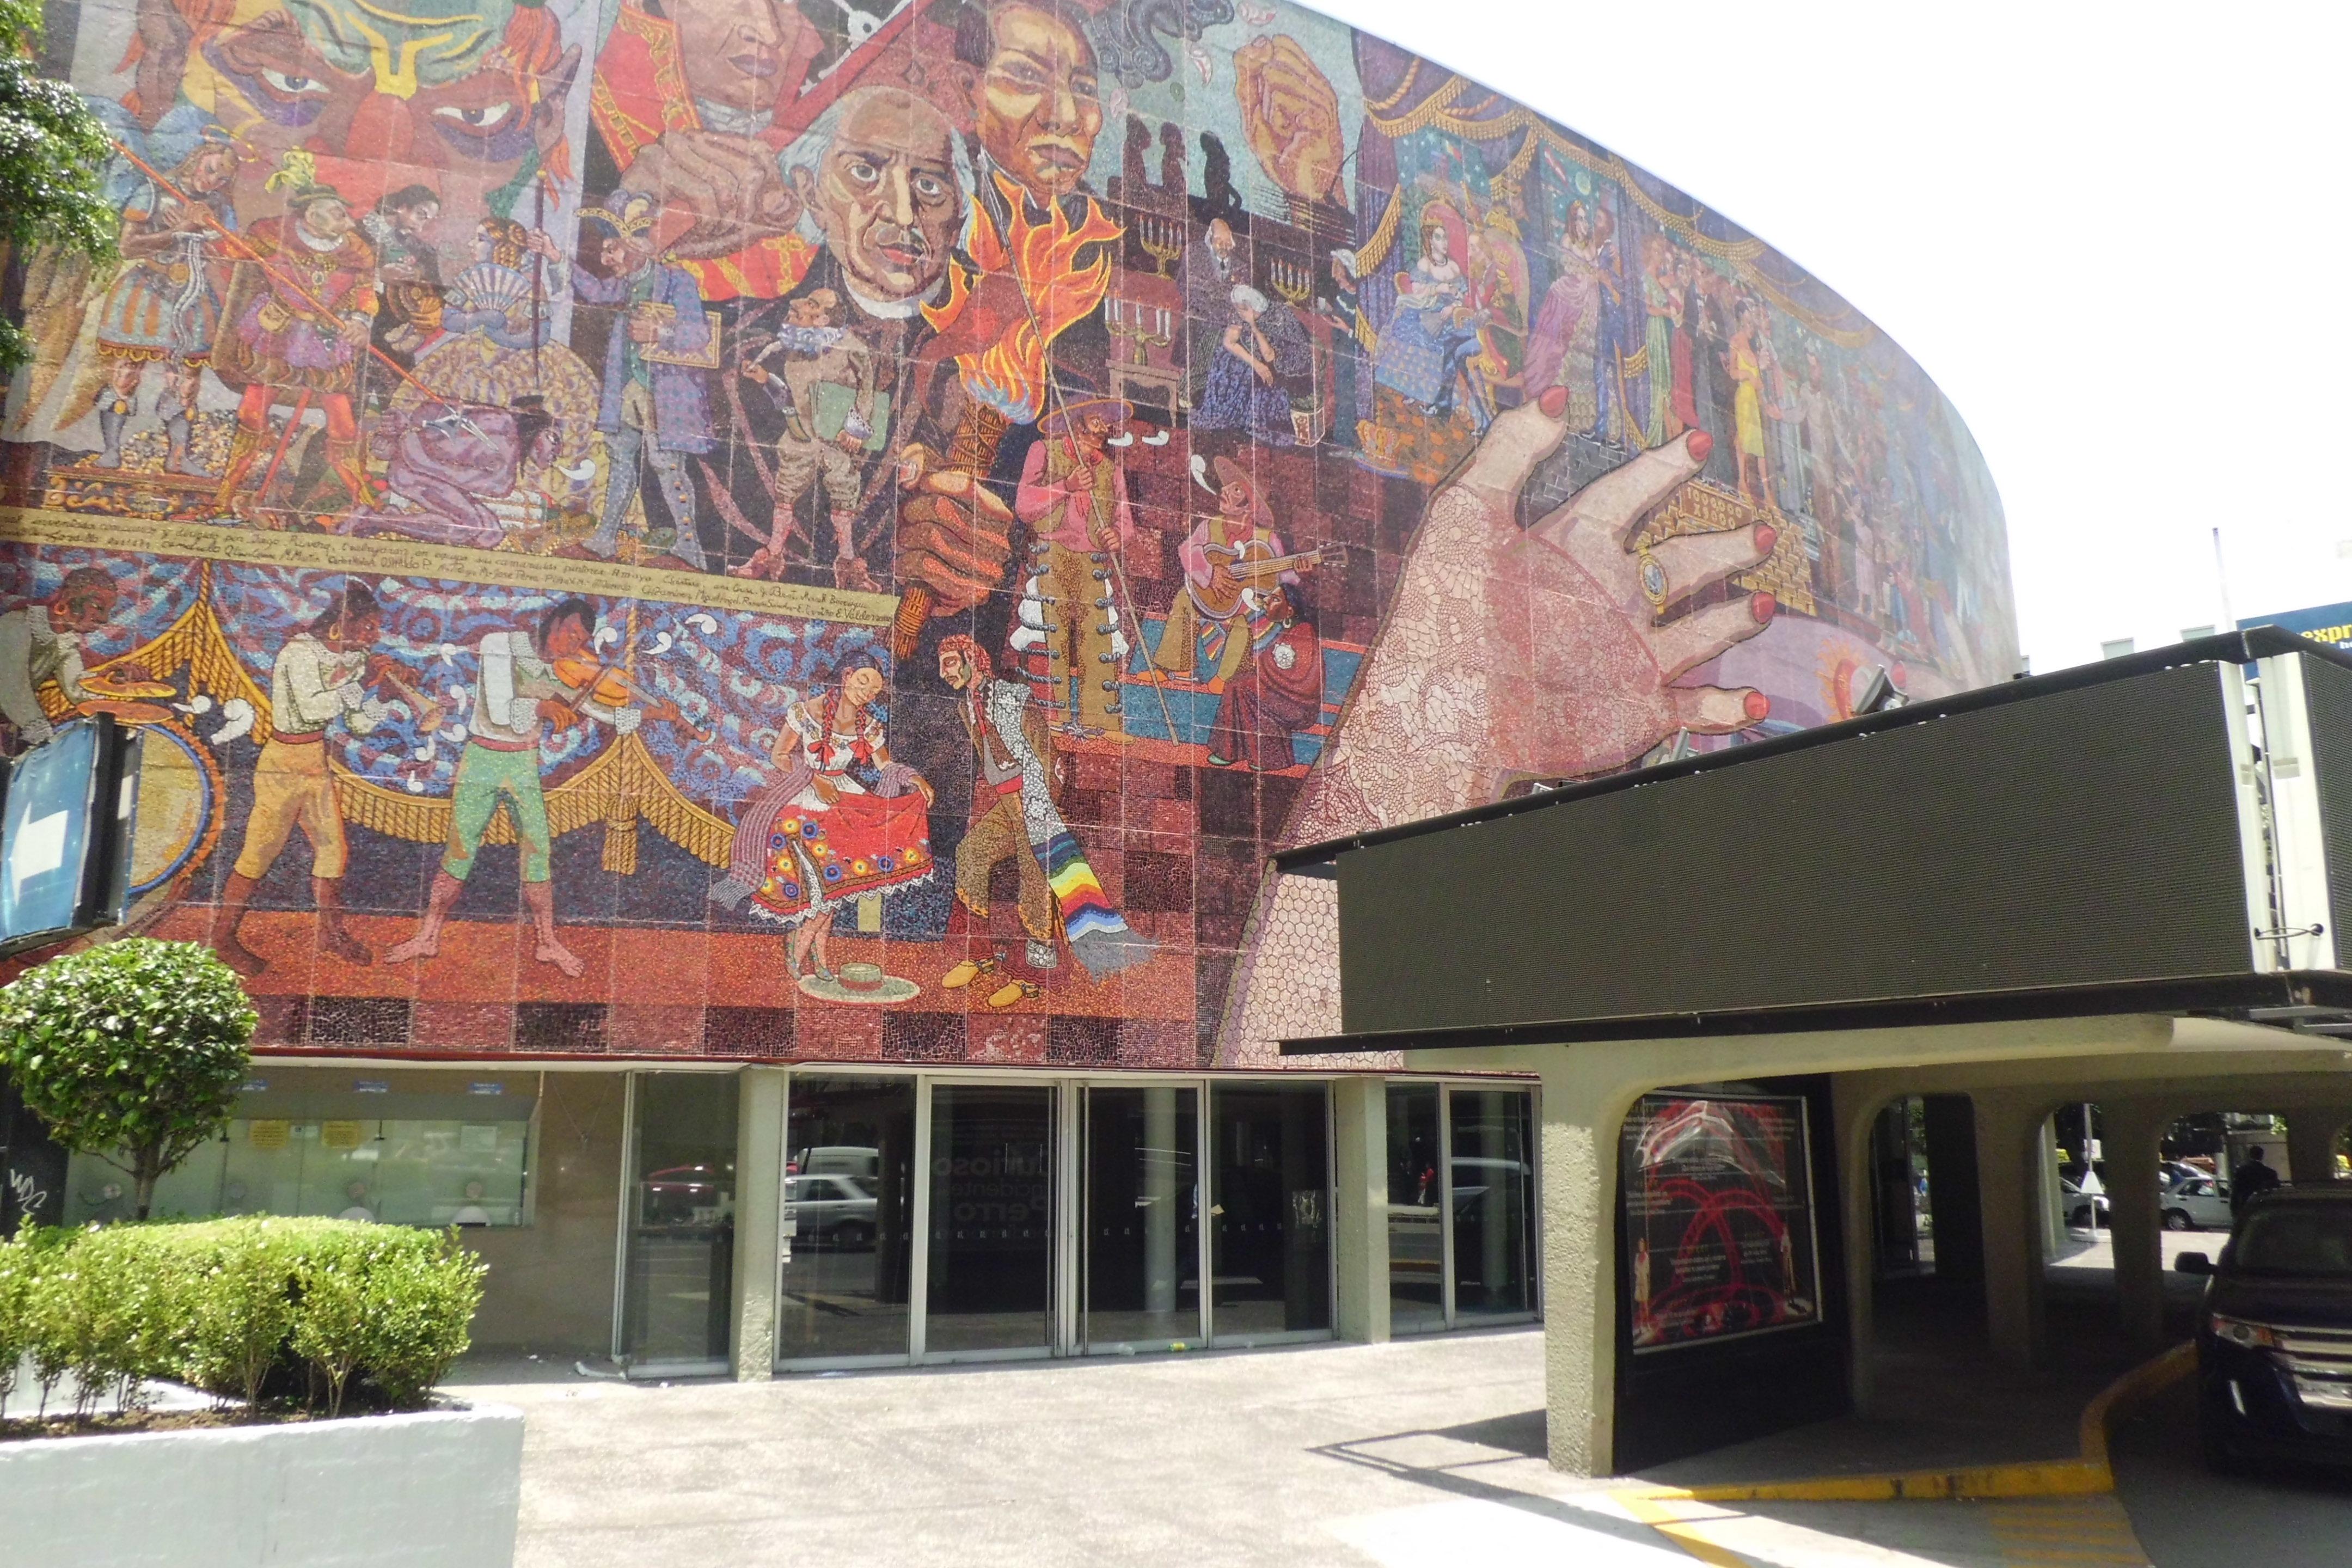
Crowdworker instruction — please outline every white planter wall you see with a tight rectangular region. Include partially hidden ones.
[0,1404,522,1566]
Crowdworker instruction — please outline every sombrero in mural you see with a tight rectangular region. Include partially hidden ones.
[1037,393,1134,441]
[796,963,920,1006]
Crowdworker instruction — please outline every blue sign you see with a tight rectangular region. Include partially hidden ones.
[2245,600,2352,652]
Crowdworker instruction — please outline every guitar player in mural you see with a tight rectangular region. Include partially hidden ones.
[1149,456,1329,692]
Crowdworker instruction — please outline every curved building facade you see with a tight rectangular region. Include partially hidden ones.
[0,0,2012,1369]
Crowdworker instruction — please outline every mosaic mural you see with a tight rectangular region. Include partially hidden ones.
[0,0,2014,1063]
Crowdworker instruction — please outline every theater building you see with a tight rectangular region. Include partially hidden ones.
[0,0,2010,1399]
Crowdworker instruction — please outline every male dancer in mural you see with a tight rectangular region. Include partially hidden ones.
[216,584,397,977]
[573,193,715,570]
[1012,391,1136,738]
[210,157,381,516]
[87,130,239,474]
[937,634,1149,982]
[384,598,682,978]
[0,569,128,754]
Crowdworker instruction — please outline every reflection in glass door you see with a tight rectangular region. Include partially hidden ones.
[1083,1085,1200,1351]
[779,1076,917,1363]
[1450,1088,1538,1320]
[924,1083,1056,1357]
[1210,1083,1331,1343]
[1386,1084,1445,1333]
[620,1072,738,1368]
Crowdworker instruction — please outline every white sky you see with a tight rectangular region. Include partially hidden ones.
[1309,0,2352,671]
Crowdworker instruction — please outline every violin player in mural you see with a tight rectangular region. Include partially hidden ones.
[383,597,684,979]
[216,583,400,977]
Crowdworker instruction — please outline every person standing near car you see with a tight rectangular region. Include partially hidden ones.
[2231,1145,2282,1217]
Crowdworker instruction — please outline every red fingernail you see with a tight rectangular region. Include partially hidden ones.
[1753,523,1778,554]
[1539,385,1570,419]
[1744,690,1771,721]
[1686,430,1713,462]
[1750,591,1777,623]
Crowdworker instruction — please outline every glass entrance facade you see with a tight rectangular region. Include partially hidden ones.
[604,1069,1530,1374]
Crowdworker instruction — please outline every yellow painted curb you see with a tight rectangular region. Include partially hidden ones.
[1621,1339,2197,1505]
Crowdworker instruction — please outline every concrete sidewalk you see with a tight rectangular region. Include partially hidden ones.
[457,1321,2176,1567]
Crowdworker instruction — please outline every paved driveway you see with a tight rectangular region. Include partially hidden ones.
[457,1331,2187,1567]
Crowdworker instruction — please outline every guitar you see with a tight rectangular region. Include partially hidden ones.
[1187,537,1344,620]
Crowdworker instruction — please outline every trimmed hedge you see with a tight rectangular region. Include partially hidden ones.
[0,1218,485,1422]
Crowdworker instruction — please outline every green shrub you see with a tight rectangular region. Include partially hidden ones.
[0,1218,483,1424]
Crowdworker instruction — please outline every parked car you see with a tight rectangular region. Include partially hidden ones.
[2062,1178,2110,1229]
[2165,1176,2234,1231]
[641,1164,731,1226]
[784,1173,878,1248]
[2161,1160,2207,1190]
[2179,1189,2352,1471]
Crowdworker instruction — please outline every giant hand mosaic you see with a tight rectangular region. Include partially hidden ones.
[0,0,2015,1063]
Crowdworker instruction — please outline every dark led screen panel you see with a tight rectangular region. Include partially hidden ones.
[1337,663,2256,1035]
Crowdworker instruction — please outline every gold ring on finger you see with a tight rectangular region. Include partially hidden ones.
[1636,543,1669,610]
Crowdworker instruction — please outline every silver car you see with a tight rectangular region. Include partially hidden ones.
[2164,1175,2234,1230]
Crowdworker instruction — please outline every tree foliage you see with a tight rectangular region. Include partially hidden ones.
[0,0,117,373]
[0,939,258,1219]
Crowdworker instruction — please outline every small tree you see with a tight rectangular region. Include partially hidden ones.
[0,940,258,1219]
[0,0,118,375]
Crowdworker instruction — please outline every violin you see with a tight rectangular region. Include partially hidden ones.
[548,653,710,741]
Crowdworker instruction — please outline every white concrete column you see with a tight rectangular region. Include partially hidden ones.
[1331,1077,1391,1344]
[1536,1057,1628,1477]
[2102,1099,2167,1351]
[1830,1077,1885,1411]
[731,1067,787,1382]
[1975,1092,2049,1369]
[2286,1104,2350,1187]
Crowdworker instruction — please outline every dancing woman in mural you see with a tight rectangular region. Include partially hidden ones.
[715,663,935,987]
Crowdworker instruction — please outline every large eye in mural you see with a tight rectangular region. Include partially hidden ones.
[433,102,514,131]
[259,68,331,100]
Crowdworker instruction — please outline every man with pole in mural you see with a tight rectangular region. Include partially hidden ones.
[936,633,1150,987]
[87,129,240,475]
[216,583,399,976]
[210,154,382,517]
[383,597,683,978]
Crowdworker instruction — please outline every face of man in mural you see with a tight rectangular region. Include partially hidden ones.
[296,195,354,242]
[541,610,593,661]
[974,2,1101,202]
[1218,477,1255,522]
[938,647,972,691]
[671,0,810,117]
[166,0,578,244]
[50,581,117,636]
[325,604,381,654]
[795,88,964,307]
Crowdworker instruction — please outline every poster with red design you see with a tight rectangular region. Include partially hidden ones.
[1623,1094,1820,1352]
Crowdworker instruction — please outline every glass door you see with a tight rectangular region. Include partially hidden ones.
[1209,1083,1332,1345]
[618,1072,738,1369]
[778,1075,918,1364]
[1386,1083,1447,1333]
[921,1082,1057,1358]
[1082,1084,1202,1352]
[1449,1088,1538,1321]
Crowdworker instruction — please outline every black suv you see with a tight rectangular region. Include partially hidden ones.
[2180,1188,2352,1470]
